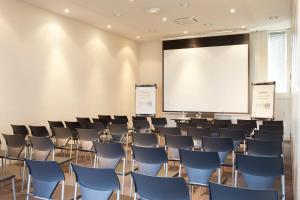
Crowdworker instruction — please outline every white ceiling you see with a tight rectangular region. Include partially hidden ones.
[23,0,292,41]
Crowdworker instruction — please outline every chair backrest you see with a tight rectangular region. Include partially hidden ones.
[3,134,26,157]
[11,124,29,137]
[237,119,257,128]
[65,121,80,138]
[246,139,282,157]
[48,121,64,129]
[209,182,278,200]
[236,154,284,189]
[263,120,283,127]
[29,136,54,161]
[132,146,168,176]
[52,127,73,147]
[24,159,64,199]
[77,129,99,151]
[259,125,283,132]
[187,127,211,148]
[132,172,190,200]
[151,117,167,129]
[109,124,128,142]
[98,115,112,123]
[93,118,108,128]
[180,149,220,185]
[230,124,254,136]
[93,141,125,169]
[190,118,208,127]
[219,128,245,149]
[133,116,147,121]
[133,133,158,147]
[203,124,228,136]
[113,115,128,124]
[165,135,194,161]
[253,130,283,141]
[93,122,106,133]
[158,127,181,136]
[133,119,150,134]
[72,164,119,200]
[202,137,234,163]
[176,122,196,135]
[76,117,92,129]
[214,119,232,126]
[29,125,49,137]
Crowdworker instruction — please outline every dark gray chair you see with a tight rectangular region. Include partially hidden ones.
[263,120,283,127]
[131,172,190,200]
[214,120,232,127]
[246,139,283,157]
[65,121,81,139]
[11,124,29,137]
[235,154,285,200]
[151,117,167,130]
[209,182,278,200]
[29,125,49,137]
[1,134,27,190]
[253,130,283,141]
[76,117,92,129]
[164,135,194,161]
[219,128,245,150]
[113,115,128,125]
[190,118,208,127]
[24,159,65,200]
[133,119,151,134]
[187,127,211,149]
[132,133,158,147]
[0,173,16,200]
[76,129,99,163]
[48,121,64,129]
[72,164,120,200]
[93,141,126,194]
[53,127,75,158]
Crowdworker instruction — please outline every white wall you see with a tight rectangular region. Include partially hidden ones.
[139,33,291,140]
[291,0,300,199]
[0,0,139,133]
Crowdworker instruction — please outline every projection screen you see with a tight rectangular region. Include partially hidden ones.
[163,34,249,113]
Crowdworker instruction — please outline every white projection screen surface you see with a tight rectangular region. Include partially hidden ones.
[164,44,249,113]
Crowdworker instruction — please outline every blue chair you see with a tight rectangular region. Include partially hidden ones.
[235,154,285,200]
[246,139,282,157]
[158,127,181,136]
[202,137,234,185]
[132,133,158,147]
[179,149,221,196]
[130,146,168,196]
[24,158,65,200]
[71,164,120,200]
[93,141,126,194]
[164,135,194,161]
[209,182,278,200]
[131,172,190,200]
[187,127,211,149]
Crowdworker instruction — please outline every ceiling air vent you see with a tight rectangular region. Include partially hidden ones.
[174,17,198,25]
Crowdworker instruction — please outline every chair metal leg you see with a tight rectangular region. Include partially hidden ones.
[12,178,16,200]
[74,182,78,200]
[26,175,31,200]
[189,185,193,200]
[134,193,137,200]
[21,161,26,191]
[234,170,238,187]
[130,159,135,197]
[61,181,65,200]
[217,168,221,184]
[179,164,182,177]
[231,151,235,186]
[116,190,120,200]
[281,175,285,200]
[121,158,126,195]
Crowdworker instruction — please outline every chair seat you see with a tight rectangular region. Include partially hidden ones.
[221,157,233,167]
[0,173,15,182]
[55,143,78,150]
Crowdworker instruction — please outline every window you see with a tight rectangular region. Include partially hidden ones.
[268,32,288,93]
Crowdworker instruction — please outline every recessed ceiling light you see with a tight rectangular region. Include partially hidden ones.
[180,2,190,7]
[230,8,235,13]
[241,25,246,29]
[136,35,140,39]
[64,8,70,13]
[113,13,122,17]
[107,25,111,29]
[146,7,161,14]
[162,17,167,21]
[269,16,280,20]
[183,30,188,34]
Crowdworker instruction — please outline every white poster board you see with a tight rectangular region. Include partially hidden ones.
[135,85,156,116]
[251,82,275,119]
